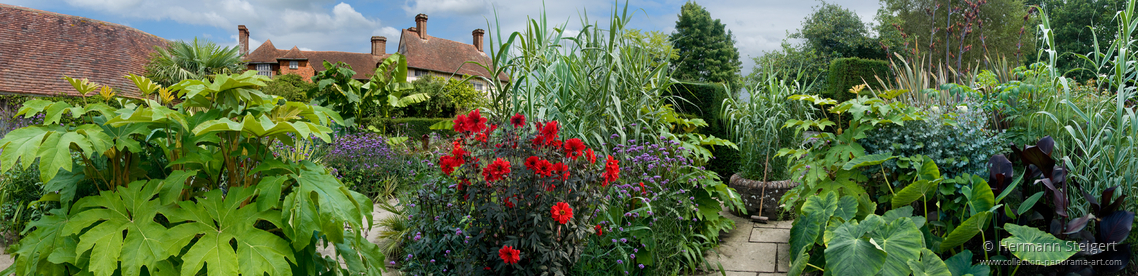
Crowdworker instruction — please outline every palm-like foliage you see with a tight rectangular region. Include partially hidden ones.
[145,38,244,86]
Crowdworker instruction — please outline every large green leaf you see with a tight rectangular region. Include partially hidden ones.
[968,176,995,216]
[842,153,897,170]
[164,186,293,276]
[893,179,937,209]
[283,163,372,250]
[938,211,991,252]
[870,216,925,276]
[907,248,952,276]
[944,250,989,276]
[791,193,839,260]
[834,195,859,222]
[1001,223,1078,265]
[10,208,73,276]
[64,180,171,276]
[825,216,888,276]
[0,127,50,172]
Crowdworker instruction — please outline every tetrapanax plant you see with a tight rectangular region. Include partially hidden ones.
[431,110,609,275]
[0,72,383,276]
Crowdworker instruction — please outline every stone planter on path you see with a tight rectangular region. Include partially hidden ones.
[728,173,798,220]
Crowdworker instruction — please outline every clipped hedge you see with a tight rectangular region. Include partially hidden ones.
[360,117,455,138]
[824,57,890,103]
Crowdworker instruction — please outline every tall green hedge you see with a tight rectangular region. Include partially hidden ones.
[824,58,890,103]
[359,117,455,138]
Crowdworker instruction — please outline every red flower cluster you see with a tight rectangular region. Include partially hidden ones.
[454,109,488,134]
[482,158,511,182]
[532,121,561,147]
[510,113,526,128]
[439,138,470,176]
[601,155,620,186]
[499,245,521,264]
[439,155,463,176]
[595,224,603,236]
[563,138,586,160]
[552,162,569,181]
[551,202,573,224]
[585,148,596,164]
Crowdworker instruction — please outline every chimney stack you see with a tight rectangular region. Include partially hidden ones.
[415,14,428,39]
[472,29,485,52]
[238,25,249,56]
[371,36,387,55]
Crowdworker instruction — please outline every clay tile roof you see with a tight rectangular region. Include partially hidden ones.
[398,29,507,81]
[0,3,169,97]
[278,46,307,60]
[304,51,388,79]
[245,39,280,63]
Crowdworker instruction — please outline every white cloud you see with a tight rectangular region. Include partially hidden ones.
[403,0,489,15]
[54,0,398,54]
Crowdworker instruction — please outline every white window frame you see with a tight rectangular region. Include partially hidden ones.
[256,64,273,77]
[474,82,484,91]
[289,61,298,69]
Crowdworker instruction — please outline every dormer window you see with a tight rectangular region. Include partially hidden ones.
[289,61,298,69]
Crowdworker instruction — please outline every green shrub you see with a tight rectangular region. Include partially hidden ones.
[862,102,1006,180]
[263,73,315,102]
[401,76,484,118]
[824,57,890,103]
[360,117,454,137]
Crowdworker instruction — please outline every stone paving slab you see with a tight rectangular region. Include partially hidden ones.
[753,220,794,229]
[776,243,790,272]
[749,227,790,243]
[1,246,11,272]
[710,240,778,272]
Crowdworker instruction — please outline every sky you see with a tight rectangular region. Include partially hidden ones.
[2,0,882,73]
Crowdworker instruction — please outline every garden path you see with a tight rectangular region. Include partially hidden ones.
[699,210,792,276]
[0,245,10,271]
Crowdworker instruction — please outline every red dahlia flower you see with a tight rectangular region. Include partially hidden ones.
[453,114,468,132]
[586,148,596,164]
[540,121,560,145]
[439,155,463,176]
[524,156,540,170]
[552,162,569,180]
[482,158,511,182]
[465,109,487,133]
[639,182,647,195]
[499,245,521,264]
[534,159,554,177]
[601,155,619,186]
[550,202,573,224]
[595,224,603,236]
[563,138,586,160]
[510,113,526,128]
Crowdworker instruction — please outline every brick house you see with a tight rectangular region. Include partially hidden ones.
[397,14,506,92]
[0,3,169,97]
[240,25,389,81]
[238,14,505,91]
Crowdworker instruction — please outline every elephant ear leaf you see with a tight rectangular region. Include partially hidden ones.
[938,211,991,252]
[907,248,952,276]
[841,153,896,170]
[825,216,888,276]
[1002,223,1078,265]
[945,250,990,276]
[870,216,925,276]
